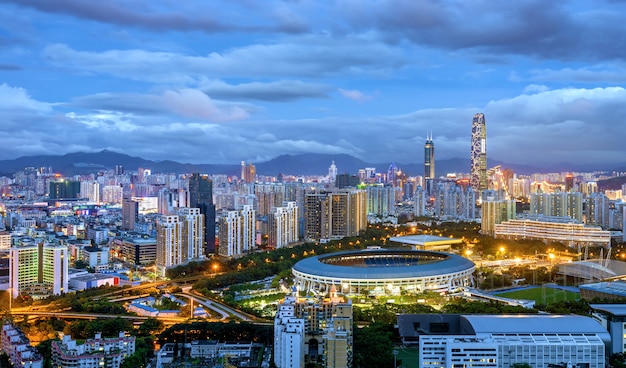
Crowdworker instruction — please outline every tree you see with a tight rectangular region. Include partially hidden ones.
[353,323,395,368]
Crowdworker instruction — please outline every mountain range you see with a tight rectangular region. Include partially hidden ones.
[0,150,624,177]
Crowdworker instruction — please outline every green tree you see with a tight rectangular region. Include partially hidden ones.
[353,323,395,368]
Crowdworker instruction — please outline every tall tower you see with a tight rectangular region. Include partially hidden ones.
[470,113,487,192]
[189,173,216,255]
[424,131,435,194]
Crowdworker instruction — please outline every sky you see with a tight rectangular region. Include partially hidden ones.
[1,0,626,168]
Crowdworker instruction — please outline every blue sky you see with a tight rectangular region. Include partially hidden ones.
[1,0,626,168]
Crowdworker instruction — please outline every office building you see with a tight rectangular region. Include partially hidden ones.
[49,180,80,200]
[188,173,216,255]
[470,113,487,192]
[424,132,435,195]
[218,205,256,257]
[328,161,337,185]
[122,199,138,231]
[121,236,157,266]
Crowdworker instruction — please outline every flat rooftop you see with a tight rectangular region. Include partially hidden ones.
[389,235,463,247]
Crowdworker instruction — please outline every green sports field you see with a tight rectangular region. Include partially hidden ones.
[395,347,419,368]
[496,286,580,304]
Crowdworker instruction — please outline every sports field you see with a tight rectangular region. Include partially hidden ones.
[395,347,419,368]
[496,286,580,304]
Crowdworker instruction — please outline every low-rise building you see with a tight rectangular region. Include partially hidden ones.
[51,332,135,368]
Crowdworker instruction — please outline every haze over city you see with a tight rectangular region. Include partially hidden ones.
[2,0,626,167]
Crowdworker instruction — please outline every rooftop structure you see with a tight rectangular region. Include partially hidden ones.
[388,234,463,251]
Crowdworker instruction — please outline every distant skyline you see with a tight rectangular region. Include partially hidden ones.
[1,1,626,167]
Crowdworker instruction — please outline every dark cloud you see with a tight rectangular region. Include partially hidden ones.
[337,0,626,62]
[200,80,331,101]
[0,64,20,70]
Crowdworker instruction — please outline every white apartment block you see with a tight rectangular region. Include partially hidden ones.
[156,215,183,274]
[494,215,611,247]
[1,324,43,368]
[10,242,68,299]
[102,184,123,204]
[177,207,205,260]
[269,202,298,249]
[79,180,101,203]
[274,295,305,368]
[218,205,256,257]
[51,332,135,368]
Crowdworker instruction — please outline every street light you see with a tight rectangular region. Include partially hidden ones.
[393,349,398,368]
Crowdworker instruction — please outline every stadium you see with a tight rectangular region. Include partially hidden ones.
[292,248,475,296]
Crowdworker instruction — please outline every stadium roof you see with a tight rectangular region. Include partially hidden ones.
[461,314,608,335]
[293,249,474,280]
[590,304,626,316]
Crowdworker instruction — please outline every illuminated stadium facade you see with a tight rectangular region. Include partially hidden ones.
[292,249,475,296]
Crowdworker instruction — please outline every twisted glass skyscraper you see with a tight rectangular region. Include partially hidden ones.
[470,113,487,191]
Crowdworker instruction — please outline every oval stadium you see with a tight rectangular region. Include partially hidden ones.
[292,249,475,296]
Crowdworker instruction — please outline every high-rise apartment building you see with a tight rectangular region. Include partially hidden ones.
[10,242,68,298]
[177,208,205,260]
[156,215,183,274]
[424,132,435,195]
[241,162,257,184]
[366,185,396,217]
[481,199,516,236]
[530,192,583,222]
[218,205,256,257]
[188,173,216,255]
[304,189,367,242]
[268,202,299,249]
[470,113,487,192]
[80,181,100,203]
[274,287,352,368]
[156,208,205,274]
[328,161,338,185]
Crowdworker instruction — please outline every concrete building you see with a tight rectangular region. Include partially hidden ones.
[218,205,256,257]
[494,215,611,248]
[268,202,299,249]
[397,314,609,368]
[10,242,68,298]
[274,287,352,368]
[156,208,205,275]
[530,191,583,222]
[121,236,157,266]
[481,199,516,236]
[51,332,135,368]
[0,323,43,368]
[470,113,487,192]
[591,304,626,355]
[366,185,396,217]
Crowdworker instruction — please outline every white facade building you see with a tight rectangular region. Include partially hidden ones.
[218,205,256,257]
[268,202,299,249]
[51,332,135,368]
[10,242,68,298]
[274,294,305,368]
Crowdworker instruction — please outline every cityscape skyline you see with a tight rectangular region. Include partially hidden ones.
[2,1,626,168]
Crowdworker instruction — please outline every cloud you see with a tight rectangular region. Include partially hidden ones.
[200,79,331,101]
[42,38,406,84]
[69,89,257,122]
[338,88,374,103]
[523,84,549,94]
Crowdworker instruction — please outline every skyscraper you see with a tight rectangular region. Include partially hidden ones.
[470,113,487,192]
[122,199,138,231]
[189,173,216,255]
[424,132,435,194]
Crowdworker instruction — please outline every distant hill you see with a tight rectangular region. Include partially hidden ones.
[0,150,624,177]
